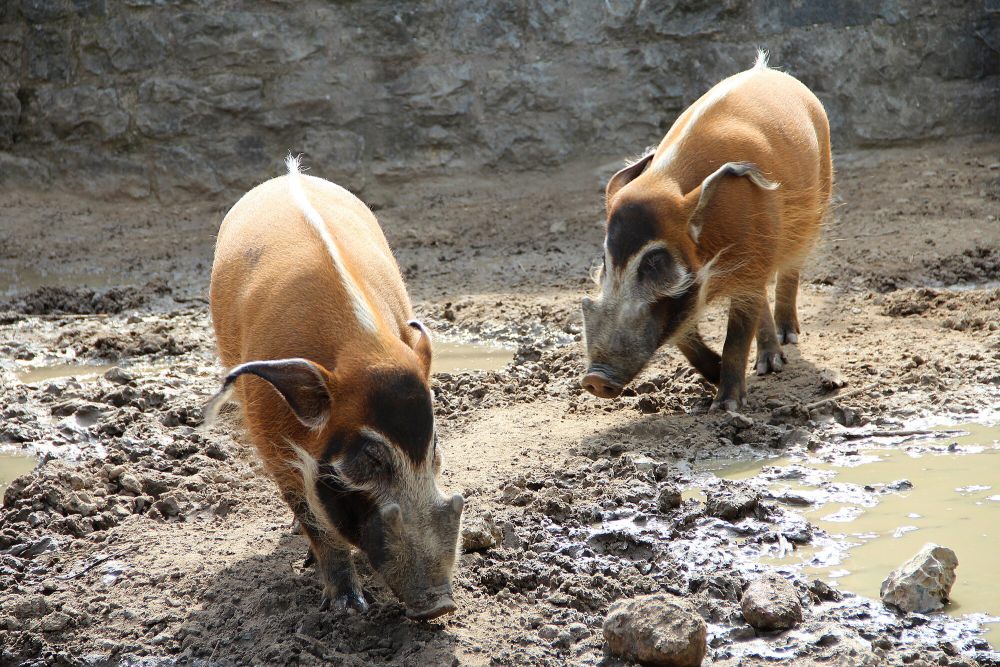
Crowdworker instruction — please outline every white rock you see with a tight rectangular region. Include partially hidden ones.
[880,543,958,613]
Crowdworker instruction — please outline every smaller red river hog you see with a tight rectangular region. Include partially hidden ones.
[581,51,833,411]
[204,157,463,621]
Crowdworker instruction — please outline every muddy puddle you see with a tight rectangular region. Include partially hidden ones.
[12,343,511,384]
[0,451,37,495]
[431,340,514,373]
[16,363,116,384]
[0,266,117,297]
[712,422,1000,642]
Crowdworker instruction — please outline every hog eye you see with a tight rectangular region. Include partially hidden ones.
[343,435,394,483]
[637,249,672,282]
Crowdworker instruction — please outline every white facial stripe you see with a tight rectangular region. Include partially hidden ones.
[654,53,768,173]
[285,155,379,333]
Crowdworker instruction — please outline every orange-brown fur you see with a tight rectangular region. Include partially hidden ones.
[210,173,428,495]
[611,66,832,306]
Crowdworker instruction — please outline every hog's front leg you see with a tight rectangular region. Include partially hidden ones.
[290,497,367,613]
[677,330,721,384]
[710,296,763,412]
[313,539,368,613]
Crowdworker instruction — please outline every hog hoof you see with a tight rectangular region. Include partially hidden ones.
[777,326,799,345]
[709,397,744,413]
[320,591,368,614]
[755,349,786,375]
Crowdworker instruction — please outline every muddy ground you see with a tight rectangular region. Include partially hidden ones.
[1,135,999,666]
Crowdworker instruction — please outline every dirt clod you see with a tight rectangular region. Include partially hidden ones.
[603,593,707,667]
[740,572,804,632]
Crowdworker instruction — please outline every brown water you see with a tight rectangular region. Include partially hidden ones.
[714,422,1000,640]
[17,363,116,384]
[0,452,37,495]
[431,341,514,374]
[0,266,116,297]
[14,341,512,385]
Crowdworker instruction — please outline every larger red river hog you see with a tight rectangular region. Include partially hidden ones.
[581,51,833,412]
[204,157,463,621]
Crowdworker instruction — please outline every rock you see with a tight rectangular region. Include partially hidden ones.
[779,427,811,447]
[705,484,759,521]
[740,573,803,631]
[880,543,958,613]
[727,413,754,429]
[103,366,134,385]
[11,595,48,619]
[657,485,682,513]
[819,369,848,391]
[117,472,142,494]
[41,611,73,633]
[1,3,993,201]
[603,593,707,667]
[461,514,502,552]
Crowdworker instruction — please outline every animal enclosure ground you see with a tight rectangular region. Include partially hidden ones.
[1,135,999,666]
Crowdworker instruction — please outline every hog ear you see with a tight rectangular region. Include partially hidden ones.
[606,153,654,208]
[407,320,433,377]
[686,161,779,243]
[207,358,332,428]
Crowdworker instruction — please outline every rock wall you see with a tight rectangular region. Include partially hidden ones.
[1,1,997,201]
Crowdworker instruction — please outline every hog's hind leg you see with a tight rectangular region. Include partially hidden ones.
[755,296,786,375]
[774,268,801,344]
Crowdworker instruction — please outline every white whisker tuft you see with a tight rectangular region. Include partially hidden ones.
[287,441,341,538]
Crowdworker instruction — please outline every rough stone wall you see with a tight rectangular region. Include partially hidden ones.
[1,1,997,201]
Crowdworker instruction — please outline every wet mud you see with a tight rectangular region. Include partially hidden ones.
[0,136,999,666]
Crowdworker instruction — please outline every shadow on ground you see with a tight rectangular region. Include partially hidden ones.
[174,532,461,666]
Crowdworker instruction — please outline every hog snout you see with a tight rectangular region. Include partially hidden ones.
[405,585,457,621]
[581,366,623,398]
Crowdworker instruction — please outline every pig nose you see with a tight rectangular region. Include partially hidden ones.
[406,595,457,621]
[582,372,622,398]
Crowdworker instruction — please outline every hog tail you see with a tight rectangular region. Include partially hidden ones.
[200,382,235,429]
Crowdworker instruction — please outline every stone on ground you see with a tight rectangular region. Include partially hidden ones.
[461,514,502,552]
[880,543,958,613]
[740,572,803,631]
[603,593,706,666]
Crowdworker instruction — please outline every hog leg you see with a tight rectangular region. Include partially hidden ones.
[710,295,763,412]
[774,268,801,344]
[299,526,367,613]
[311,537,368,613]
[287,494,367,612]
[677,330,721,384]
[755,297,786,375]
